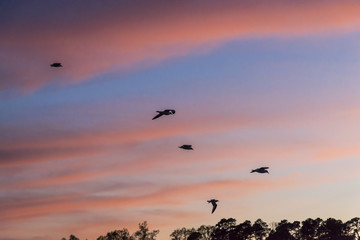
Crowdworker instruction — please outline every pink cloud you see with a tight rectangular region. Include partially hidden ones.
[1,1,360,91]
[2,97,360,175]
[3,167,357,232]
[0,176,298,223]
[0,108,255,166]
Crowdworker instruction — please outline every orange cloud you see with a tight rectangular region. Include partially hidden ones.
[3,98,360,188]
[0,131,298,192]
[0,176,296,223]
[1,1,360,91]
[3,166,356,229]
[0,109,255,166]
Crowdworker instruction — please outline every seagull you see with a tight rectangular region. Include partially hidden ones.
[50,62,62,67]
[152,109,175,120]
[179,145,193,150]
[251,167,269,174]
[207,199,219,214]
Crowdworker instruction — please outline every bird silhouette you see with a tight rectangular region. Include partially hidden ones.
[152,109,175,120]
[207,199,219,214]
[251,167,269,174]
[179,145,193,150]
[50,62,62,67]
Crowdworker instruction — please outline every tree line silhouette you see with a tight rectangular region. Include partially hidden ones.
[61,217,360,240]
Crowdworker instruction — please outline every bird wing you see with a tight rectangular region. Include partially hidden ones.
[260,167,269,170]
[152,113,163,120]
[211,202,217,214]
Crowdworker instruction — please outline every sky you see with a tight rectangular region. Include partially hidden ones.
[1,0,360,239]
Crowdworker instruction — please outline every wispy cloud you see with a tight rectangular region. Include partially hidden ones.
[2,2,360,240]
[1,1,360,91]
[0,175,304,223]
[2,168,358,240]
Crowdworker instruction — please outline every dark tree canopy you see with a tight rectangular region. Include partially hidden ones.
[229,220,253,240]
[267,220,300,240]
[97,228,133,240]
[65,217,359,240]
[211,218,237,240]
[253,219,270,240]
[95,221,158,240]
[187,232,202,240]
[170,227,196,240]
[300,218,322,240]
[347,217,360,240]
[69,235,80,240]
[197,225,215,240]
[134,221,159,240]
[318,218,353,240]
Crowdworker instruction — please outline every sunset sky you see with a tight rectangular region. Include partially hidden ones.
[1,1,360,239]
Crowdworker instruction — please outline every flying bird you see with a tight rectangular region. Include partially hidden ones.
[179,145,193,150]
[251,167,269,174]
[207,199,219,214]
[50,62,62,67]
[152,109,175,120]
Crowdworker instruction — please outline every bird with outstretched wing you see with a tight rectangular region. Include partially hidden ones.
[152,109,175,120]
[207,199,219,214]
